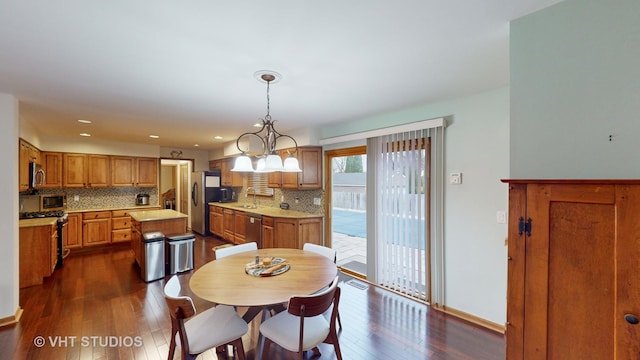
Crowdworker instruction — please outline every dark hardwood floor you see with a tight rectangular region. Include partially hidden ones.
[0,234,505,360]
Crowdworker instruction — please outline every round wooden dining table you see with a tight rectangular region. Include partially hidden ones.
[189,248,338,309]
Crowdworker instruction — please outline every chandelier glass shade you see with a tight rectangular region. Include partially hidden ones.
[231,72,302,173]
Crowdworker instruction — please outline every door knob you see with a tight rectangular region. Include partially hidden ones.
[624,314,639,325]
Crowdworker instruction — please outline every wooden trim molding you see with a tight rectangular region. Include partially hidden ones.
[0,307,23,328]
[432,303,505,334]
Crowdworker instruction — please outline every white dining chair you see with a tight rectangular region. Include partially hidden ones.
[302,242,342,329]
[163,275,248,360]
[214,242,258,259]
[259,276,342,360]
[303,243,337,263]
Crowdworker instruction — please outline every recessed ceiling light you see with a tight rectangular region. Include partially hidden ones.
[253,123,262,128]
[214,136,223,140]
[77,119,92,124]
[80,133,91,137]
[149,135,159,139]
[194,144,200,147]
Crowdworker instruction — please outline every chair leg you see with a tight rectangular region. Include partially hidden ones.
[337,311,343,329]
[230,338,246,360]
[261,337,272,360]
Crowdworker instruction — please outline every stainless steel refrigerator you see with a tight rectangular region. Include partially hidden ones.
[191,170,222,235]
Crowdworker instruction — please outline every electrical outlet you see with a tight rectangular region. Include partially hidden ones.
[313,197,321,205]
[73,195,79,201]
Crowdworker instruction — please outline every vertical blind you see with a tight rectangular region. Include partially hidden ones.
[370,130,430,300]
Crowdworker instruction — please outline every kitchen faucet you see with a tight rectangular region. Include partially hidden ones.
[246,187,257,207]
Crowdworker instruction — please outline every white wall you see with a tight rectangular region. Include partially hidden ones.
[510,0,640,178]
[0,93,20,320]
[320,87,510,325]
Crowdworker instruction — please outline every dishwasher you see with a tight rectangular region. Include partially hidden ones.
[245,213,262,247]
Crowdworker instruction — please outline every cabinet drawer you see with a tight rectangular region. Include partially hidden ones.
[83,211,111,220]
[111,216,131,229]
[262,216,273,227]
[111,210,130,217]
[210,205,223,214]
[112,229,131,242]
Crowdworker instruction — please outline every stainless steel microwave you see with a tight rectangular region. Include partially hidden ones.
[41,194,67,211]
[21,194,67,212]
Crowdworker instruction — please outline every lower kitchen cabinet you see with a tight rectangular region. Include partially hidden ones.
[64,213,82,249]
[209,205,223,237]
[222,208,235,242]
[272,217,322,249]
[111,210,132,243]
[234,210,246,243]
[262,216,274,248]
[19,223,57,288]
[82,211,111,246]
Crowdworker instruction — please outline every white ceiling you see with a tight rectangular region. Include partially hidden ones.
[0,0,562,151]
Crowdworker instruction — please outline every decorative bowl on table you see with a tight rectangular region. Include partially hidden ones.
[245,257,290,277]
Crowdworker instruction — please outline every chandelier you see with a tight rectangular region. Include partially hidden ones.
[231,72,301,173]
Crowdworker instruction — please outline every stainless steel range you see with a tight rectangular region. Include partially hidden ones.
[19,210,69,268]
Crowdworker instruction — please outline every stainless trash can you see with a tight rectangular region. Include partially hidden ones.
[166,233,195,274]
[142,231,165,282]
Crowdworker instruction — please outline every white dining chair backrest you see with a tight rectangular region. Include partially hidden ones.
[215,242,258,259]
[303,243,337,263]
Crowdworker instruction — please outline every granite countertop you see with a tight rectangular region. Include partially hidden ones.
[209,202,322,219]
[19,217,59,228]
[128,209,188,222]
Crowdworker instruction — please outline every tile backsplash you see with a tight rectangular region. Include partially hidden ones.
[239,188,324,215]
[35,187,159,210]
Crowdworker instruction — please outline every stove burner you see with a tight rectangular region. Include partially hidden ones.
[20,210,66,219]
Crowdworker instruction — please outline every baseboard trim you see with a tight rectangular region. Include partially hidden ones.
[432,303,505,334]
[0,307,23,328]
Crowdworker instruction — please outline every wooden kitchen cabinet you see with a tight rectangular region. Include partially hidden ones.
[18,138,41,191]
[63,153,110,188]
[272,216,322,249]
[261,216,274,248]
[221,158,244,187]
[111,210,132,243]
[209,205,223,237]
[40,152,63,188]
[222,208,235,242]
[19,223,57,288]
[64,213,82,249]
[234,210,246,243]
[503,180,640,359]
[111,156,158,187]
[82,211,111,246]
[270,146,322,190]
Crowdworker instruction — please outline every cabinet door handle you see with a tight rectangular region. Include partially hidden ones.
[625,314,639,325]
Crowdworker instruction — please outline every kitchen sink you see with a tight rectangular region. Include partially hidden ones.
[236,204,258,209]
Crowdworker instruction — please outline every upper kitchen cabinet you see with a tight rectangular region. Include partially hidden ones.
[40,152,63,188]
[18,138,41,191]
[210,158,243,187]
[63,153,110,188]
[281,146,322,190]
[111,156,158,187]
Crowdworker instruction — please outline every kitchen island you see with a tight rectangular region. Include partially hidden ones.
[19,218,59,288]
[129,209,188,269]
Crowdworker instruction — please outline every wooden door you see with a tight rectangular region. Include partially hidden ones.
[507,182,640,359]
